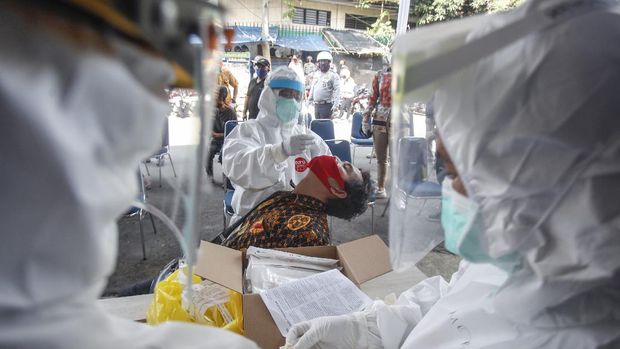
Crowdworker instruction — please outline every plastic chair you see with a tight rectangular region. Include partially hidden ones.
[325,139,376,233]
[222,120,241,228]
[310,119,335,141]
[125,171,158,260]
[325,139,351,162]
[152,145,177,187]
[381,137,441,217]
[350,112,373,164]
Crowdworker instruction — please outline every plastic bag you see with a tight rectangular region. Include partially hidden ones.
[146,269,243,334]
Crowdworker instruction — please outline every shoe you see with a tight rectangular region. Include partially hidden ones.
[375,188,387,199]
[366,154,377,159]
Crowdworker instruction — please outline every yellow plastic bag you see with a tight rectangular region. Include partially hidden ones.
[146,269,243,334]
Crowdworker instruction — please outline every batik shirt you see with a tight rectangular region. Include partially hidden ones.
[222,191,330,251]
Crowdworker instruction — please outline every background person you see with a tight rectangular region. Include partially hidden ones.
[223,67,331,224]
[363,61,392,198]
[338,69,356,120]
[309,51,340,119]
[288,54,305,83]
[243,56,270,120]
[206,86,237,182]
[221,156,371,250]
[217,60,239,106]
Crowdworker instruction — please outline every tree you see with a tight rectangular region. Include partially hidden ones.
[366,10,395,46]
[411,0,525,26]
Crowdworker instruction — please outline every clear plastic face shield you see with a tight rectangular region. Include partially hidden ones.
[388,1,604,271]
[128,0,231,293]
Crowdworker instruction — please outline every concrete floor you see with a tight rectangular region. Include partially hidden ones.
[103,118,460,296]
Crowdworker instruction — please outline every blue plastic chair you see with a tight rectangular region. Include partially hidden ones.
[310,119,335,141]
[350,112,373,164]
[382,137,441,217]
[222,120,241,228]
[325,139,352,162]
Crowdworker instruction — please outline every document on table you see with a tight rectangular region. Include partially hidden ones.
[260,269,372,337]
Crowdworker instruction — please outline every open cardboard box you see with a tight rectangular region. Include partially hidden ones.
[194,235,392,349]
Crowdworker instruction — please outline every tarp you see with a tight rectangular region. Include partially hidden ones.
[275,34,330,52]
[230,26,278,44]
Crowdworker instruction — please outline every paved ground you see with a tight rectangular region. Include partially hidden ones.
[103,117,460,297]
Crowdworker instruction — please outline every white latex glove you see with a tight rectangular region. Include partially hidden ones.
[283,134,316,156]
[285,312,381,349]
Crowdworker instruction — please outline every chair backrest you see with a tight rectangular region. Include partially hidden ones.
[310,119,335,141]
[351,112,370,140]
[397,137,428,191]
[325,140,352,163]
[224,120,240,137]
[223,120,241,192]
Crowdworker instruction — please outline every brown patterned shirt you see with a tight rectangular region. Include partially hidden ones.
[222,191,330,251]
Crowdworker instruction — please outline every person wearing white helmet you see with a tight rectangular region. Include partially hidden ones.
[0,1,257,348]
[223,67,331,224]
[309,51,341,119]
[285,0,620,348]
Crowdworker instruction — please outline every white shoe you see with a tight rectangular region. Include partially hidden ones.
[375,189,387,199]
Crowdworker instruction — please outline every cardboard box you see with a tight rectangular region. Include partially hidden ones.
[194,235,392,349]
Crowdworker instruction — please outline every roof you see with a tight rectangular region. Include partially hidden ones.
[275,34,330,52]
[322,29,387,56]
[230,25,278,44]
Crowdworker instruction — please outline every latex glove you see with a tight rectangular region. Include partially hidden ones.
[283,134,316,156]
[286,312,380,349]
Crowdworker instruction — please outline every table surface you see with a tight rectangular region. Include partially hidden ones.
[99,267,428,321]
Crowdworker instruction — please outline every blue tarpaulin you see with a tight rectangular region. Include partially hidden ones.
[275,34,330,52]
[230,26,278,44]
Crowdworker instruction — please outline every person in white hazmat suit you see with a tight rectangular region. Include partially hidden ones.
[285,0,620,348]
[223,67,331,224]
[0,2,258,349]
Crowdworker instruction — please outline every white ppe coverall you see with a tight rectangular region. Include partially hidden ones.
[223,68,330,223]
[286,0,620,348]
[0,8,257,349]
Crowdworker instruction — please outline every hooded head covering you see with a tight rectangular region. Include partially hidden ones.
[435,0,620,329]
[256,66,304,139]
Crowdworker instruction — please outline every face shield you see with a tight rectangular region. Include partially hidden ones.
[388,0,615,272]
[124,1,232,292]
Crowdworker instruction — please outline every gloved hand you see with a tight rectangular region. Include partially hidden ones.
[282,134,316,156]
[285,311,379,349]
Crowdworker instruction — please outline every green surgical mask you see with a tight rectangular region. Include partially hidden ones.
[275,96,300,124]
[441,177,517,271]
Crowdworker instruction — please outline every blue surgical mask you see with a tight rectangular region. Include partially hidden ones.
[257,67,268,79]
[441,177,517,271]
[275,96,300,123]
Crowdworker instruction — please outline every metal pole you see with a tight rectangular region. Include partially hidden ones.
[260,0,271,61]
[396,0,411,35]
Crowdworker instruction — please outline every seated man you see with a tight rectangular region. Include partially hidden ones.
[206,86,237,181]
[218,155,371,250]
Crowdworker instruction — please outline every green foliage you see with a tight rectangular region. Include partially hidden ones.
[412,0,525,25]
[283,0,296,20]
[366,10,395,46]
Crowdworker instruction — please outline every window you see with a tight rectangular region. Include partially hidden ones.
[292,7,331,26]
[344,14,378,30]
[344,14,398,30]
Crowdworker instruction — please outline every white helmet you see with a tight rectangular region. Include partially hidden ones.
[317,51,333,62]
